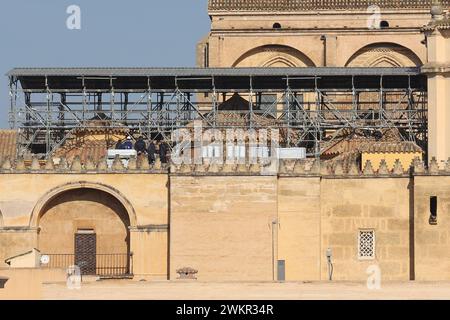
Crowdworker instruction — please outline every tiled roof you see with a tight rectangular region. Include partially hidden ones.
[209,0,449,11]
[321,128,423,160]
[0,130,17,160]
[54,140,109,164]
[53,128,128,163]
[362,141,423,153]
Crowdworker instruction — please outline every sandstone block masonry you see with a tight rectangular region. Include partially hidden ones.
[0,155,448,281]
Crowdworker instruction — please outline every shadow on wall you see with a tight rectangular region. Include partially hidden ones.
[37,188,131,256]
[232,44,316,67]
[345,42,423,67]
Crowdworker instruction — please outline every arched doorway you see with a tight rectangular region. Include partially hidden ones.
[37,187,133,276]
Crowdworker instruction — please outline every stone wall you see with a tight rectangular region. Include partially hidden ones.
[277,177,321,281]
[170,176,277,281]
[1,156,450,281]
[0,156,169,277]
[199,8,429,68]
[321,177,411,281]
[414,175,450,280]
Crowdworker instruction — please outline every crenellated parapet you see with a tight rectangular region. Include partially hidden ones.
[2,155,450,177]
[0,155,169,174]
[169,157,450,177]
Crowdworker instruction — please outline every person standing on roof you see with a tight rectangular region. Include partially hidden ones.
[122,136,133,150]
[115,139,123,150]
[159,140,168,164]
[147,140,157,165]
[134,136,147,156]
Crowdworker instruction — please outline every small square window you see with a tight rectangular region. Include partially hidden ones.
[358,230,376,260]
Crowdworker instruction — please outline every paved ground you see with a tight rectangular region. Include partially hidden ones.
[43,280,450,300]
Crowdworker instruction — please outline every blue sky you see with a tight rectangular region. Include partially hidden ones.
[0,0,210,128]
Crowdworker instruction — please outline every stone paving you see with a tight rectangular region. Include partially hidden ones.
[43,280,450,300]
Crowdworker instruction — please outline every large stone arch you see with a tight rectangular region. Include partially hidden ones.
[345,42,423,67]
[233,45,316,67]
[30,181,137,229]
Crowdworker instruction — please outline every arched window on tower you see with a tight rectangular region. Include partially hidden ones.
[273,23,282,29]
[380,21,389,29]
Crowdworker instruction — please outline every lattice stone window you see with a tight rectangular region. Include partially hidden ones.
[358,230,376,260]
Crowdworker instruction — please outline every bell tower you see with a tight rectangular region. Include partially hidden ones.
[422,0,450,164]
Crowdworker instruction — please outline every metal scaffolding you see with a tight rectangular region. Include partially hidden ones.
[7,67,428,158]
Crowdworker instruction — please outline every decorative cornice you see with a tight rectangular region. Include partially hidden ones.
[209,0,449,12]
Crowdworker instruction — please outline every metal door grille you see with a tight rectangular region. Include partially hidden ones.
[75,233,97,275]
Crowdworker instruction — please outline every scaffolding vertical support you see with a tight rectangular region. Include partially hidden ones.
[407,75,415,142]
[45,76,51,155]
[249,76,254,129]
[9,77,17,130]
[286,76,291,147]
[110,77,115,122]
[147,77,152,140]
[212,76,217,129]
[314,76,321,158]
[352,75,357,121]
[82,77,87,125]
[175,78,181,134]
[379,75,384,122]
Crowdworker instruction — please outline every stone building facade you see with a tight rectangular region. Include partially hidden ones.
[198,0,438,69]
[0,157,449,282]
[2,0,450,283]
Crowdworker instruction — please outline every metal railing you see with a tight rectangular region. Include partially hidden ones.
[42,253,132,277]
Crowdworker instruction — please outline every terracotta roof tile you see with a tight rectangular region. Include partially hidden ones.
[0,130,17,160]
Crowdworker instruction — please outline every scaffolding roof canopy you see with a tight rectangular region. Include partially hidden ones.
[7,67,426,91]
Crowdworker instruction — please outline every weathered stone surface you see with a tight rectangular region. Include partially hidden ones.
[84,157,96,171]
[70,156,83,172]
[128,156,138,170]
[1,158,12,170]
[363,160,374,176]
[58,157,69,170]
[414,157,426,174]
[208,163,221,173]
[333,161,344,176]
[393,159,404,175]
[179,163,192,173]
[429,157,440,174]
[95,157,107,171]
[15,157,26,171]
[309,160,320,174]
[30,157,41,171]
[348,161,359,176]
[378,159,389,175]
[138,155,150,170]
[44,158,55,171]
[111,155,125,171]
[293,161,306,174]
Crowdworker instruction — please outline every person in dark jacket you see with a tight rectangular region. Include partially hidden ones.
[159,141,168,164]
[115,139,123,150]
[134,136,147,155]
[122,136,133,150]
[147,140,157,164]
